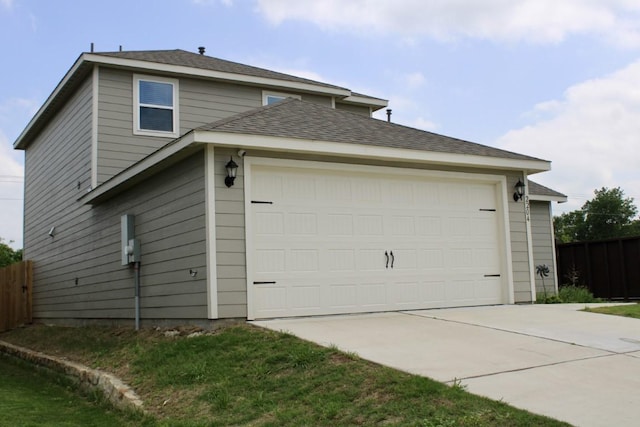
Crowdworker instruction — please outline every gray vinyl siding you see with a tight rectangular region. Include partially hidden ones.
[23,74,94,287]
[300,93,333,107]
[214,148,247,318]
[96,68,262,184]
[531,201,557,295]
[335,102,372,116]
[29,148,207,323]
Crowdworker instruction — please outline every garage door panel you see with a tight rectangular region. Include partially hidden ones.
[416,216,442,236]
[286,212,318,235]
[389,249,417,270]
[357,249,389,271]
[352,178,383,203]
[249,163,506,319]
[254,212,284,235]
[326,214,354,236]
[327,249,356,271]
[394,281,420,305]
[420,249,445,269]
[422,280,447,304]
[391,216,416,235]
[254,249,286,273]
[289,249,320,272]
[354,215,385,236]
[254,285,287,314]
[328,283,359,308]
[359,282,387,307]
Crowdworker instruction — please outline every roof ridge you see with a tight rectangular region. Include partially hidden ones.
[91,49,352,92]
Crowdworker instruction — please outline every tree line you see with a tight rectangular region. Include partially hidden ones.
[0,238,22,268]
[554,187,640,243]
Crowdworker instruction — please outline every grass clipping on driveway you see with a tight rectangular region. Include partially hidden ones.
[0,324,567,426]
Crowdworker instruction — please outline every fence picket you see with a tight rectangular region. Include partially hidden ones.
[0,261,33,332]
[556,237,640,300]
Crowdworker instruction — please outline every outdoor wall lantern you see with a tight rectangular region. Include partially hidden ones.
[225,156,239,188]
[513,179,525,202]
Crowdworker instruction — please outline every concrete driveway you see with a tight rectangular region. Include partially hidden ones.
[253,304,640,427]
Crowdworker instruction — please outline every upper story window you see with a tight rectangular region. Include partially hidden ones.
[133,75,179,137]
[262,91,301,106]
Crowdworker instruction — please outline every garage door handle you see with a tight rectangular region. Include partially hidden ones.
[484,274,501,277]
[390,251,394,268]
[385,251,389,268]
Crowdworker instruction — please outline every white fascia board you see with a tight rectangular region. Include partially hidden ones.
[529,194,568,203]
[193,131,551,173]
[341,94,388,108]
[14,54,88,149]
[80,132,198,204]
[82,54,352,98]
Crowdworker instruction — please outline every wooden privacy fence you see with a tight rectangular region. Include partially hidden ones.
[0,260,33,332]
[556,237,640,300]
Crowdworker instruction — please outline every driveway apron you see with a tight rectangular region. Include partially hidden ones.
[253,304,640,427]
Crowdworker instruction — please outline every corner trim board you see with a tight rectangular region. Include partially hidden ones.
[205,145,218,319]
[91,65,99,189]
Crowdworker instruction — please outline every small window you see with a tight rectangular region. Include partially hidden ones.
[262,91,301,106]
[134,75,179,137]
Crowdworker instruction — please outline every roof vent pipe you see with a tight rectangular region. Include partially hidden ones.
[90,42,94,53]
[386,109,392,122]
[198,46,206,55]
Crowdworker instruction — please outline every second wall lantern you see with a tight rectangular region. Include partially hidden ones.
[225,156,239,187]
[513,179,525,202]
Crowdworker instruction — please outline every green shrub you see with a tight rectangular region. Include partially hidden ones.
[537,285,601,304]
[536,293,562,304]
[558,285,601,303]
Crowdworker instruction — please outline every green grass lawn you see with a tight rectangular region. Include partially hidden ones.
[0,354,148,427]
[584,302,640,319]
[0,324,569,426]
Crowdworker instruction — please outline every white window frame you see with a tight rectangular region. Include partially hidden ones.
[262,90,301,106]
[133,74,179,138]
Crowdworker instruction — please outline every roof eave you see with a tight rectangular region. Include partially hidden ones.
[14,53,365,149]
[529,194,568,203]
[80,132,200,205]
[81,130,550,206]
[194,131,551,174]
[340,94,388,110]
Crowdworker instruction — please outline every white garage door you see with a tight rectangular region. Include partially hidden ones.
[247,161,506,319]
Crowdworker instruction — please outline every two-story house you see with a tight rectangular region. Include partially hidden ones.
[13,48,566,326]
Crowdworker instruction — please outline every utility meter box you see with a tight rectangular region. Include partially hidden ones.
[121,214,137,265]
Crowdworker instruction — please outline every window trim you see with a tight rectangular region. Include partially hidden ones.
[133,74,179,137]
[262,90,301,106]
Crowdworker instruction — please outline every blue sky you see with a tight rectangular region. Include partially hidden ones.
[2,0,640,249]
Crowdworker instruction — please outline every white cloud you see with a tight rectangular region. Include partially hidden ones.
[0,97,40,140]
[412,117,438,131]
[496,59,640,214]
[256,0,640,47]
[402,72,426,89]
[1,0,13,10]
[0,130,24,249]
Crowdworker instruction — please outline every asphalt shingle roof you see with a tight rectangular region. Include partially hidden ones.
[95,49,349,92]
[199,98,545,161]
[528,180,567,198]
